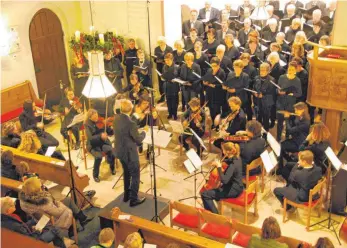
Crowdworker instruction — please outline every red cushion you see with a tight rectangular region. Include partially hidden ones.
[35,100,43,108]
[222,192,256,206]
[201,222,231,239]
[302,197,320,207]
[232,232,251,247]
[172,213,199,229]
[247,175,257,182]
[1,107,23,123]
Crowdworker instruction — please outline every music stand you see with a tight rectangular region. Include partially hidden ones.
[179,149,203,207]
[183,128,209,180]
[169,120,193,155]
[309,146,344,245]
[65,113,94,208]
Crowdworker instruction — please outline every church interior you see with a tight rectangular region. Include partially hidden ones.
[1,0,347,248]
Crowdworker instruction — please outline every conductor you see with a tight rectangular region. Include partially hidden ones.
[114,99,146,207]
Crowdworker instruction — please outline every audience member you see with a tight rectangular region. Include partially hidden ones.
[91,228,115,248]
[124,232,143,248]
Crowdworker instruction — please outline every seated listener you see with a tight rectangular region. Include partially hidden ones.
[314,237,335,248]
[247,216,289,248]
[1,121,21,148]
[274,150,322,210]
[19,177,93,238]
[124,232,143,248]
[1,150,20,181]
[1,197,66,248]
[91,227,115,248]
[201,142,243,214]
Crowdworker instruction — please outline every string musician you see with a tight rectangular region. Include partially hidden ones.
[201,142,243,214]
[84,109,116,183]
[213,96,246,150]
[121,74,146,105]
[59,87,82,150]
[180,98,205,154]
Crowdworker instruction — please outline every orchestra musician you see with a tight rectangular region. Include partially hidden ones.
[213,96,247,150]
[123,38,138,84]
[113,99,146,207]
[104,50,124,93]
[253,63,276,131]
[276,61,302,141]
[154,36,173,103]
[19,100,59,149]
[202,57,226,129]
[180,98,205,154]
[84,109,116,183]
[70,53,89,97]
[179,52,201,113]
[122,74,146,105]
[59,87,82,150]
[133,49,151,88]
[238,120,266,176]
[277,102,311,176]
[273,150,322,211]
[162,53,180,120]
[201,142,243,214]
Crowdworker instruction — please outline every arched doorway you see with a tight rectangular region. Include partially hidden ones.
[29,8,69,105]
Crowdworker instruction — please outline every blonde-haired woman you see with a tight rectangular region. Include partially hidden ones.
[70,52,89,97]
[201,142,243,214]
[173,40,186,66]
[124,232,143,248]
[19,177,93,238]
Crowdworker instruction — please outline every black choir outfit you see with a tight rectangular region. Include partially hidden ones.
[201,156,244,214]
[225,45,240,61]
[70,62,89,97]
[237,28,254,48]
[180,108,205,153]
[296,68,309,103]
[162,62,180,119]
[202,68,226,124]
[194,52,209,106]
[299,140,330,174]
[307,29,325,44]
[269,62,286,127]
[262,30,278,43]
[133,58,151,88]
[285,28,300,43]
[184,37,203,52]
[19,101,59,149]
[276,75,302,141]
[154,45,173,102]
[216,29,236,42]
[239,136,266,176]
[218,56,233,74]
[244,46,265,69]
[104,56,124,93]
[182,20,204,37]
[278,116,311,177]
[274,164,322,210]
[198,7,220,21]
[123,48,138,83]
[85,118,116,181]
[284,1,304,15]
[202,39,220,59]
[173,50,186,66]
[254,75,276,131]
[179,63,201,110]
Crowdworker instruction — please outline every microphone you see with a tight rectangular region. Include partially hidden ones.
[144,86,156,92]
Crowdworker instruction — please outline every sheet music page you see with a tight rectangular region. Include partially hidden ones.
[144,244,157,248]
[184,159,196,174]
[260,150,275,173]
[186,148,203,169]
[225,243,242,247]
[67,113,85,128]
[266,132,281,156]
[325,147,342,170]
[143,129,172,148]
[45,146,56,157]
[35,214,50,231]
[269,151,278,166]
[169,120,184,133]
[189,128,207,151]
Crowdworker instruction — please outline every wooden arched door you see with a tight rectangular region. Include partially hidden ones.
[29,8,69,105]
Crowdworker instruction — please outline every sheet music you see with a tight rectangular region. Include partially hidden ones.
[192,71,201,79]
[118,215,131,220]
[243,88,257,94]
[325,147,342,170]
[184,159,196,174]
[267,132,281,156]
[189,128,207,151]
[134,65,147,70]
[143,128,172,148]
[261,150,275,173]
[186,148,203,169]
[168,120,189,135]
[214,76,223,84]
[270,80,281,90]
[45,146,56,157]
[204,60,212,67]
[67,113,85,128]
[144,244,157,248]
[345,140,347,146]
[225,243,242,248]
[155,69,162,77]
[172,78,188,85]
[35,214,50,231]
[279,60,287,67]
[269,151,278,166]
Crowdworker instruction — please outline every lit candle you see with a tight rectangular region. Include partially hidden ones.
[99,33,105,45]
[89,25,94,34]
[75,30,80,42]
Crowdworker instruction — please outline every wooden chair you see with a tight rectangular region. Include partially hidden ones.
[231,219,261,247]
[219,179,258,224]
[169,201,200,233]
[242,157,265,192]
[198,209,234,243]
[283,177,326,230]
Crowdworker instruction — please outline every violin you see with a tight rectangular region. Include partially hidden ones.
[96,116,115,130]
[217,109,239,131]
[69,96,82,111]
[35,107,60,121]
[200,155,228,194]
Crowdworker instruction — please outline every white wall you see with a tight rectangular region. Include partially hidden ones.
[0,1,82,94]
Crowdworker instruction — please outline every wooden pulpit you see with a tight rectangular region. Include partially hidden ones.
[306,41,347,151]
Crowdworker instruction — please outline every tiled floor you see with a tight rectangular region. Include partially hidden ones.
[46,102,346,247]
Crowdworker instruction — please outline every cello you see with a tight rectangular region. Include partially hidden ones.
[200,155,228,194]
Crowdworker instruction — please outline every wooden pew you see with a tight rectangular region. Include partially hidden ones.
[1,228,53,248]
[1,146,89,208]
[0,177,23,196]
[110,210,226,248]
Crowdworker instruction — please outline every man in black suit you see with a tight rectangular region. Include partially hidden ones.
[216,21,236,42]
[322,0,336,18]
[225,4,238,17]
[198,1,220,22]
[238,18,254,47]
[182,9,204,38]
[305,0,326,11]
[274,150,322,210]
[237,0,255,14]
[266,4,279,22]
[284,0,304,15]
[113,100,146,207]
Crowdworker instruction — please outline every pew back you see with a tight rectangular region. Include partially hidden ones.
[1,228,53,248]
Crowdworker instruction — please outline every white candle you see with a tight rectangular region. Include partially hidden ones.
[75,30,80,42]
[89,25,94,34]
[99,33,105,45]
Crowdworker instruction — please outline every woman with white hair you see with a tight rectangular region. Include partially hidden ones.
[154,36,173,103]
[216,44,233,74]
[276,32,290,53]
[173,40,186,66]
[263,18,278,43]
[285,18,302,43]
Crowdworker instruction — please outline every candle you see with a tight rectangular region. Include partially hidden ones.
[89,25,94,34]
[75,30,80,42]
[99,33,105,45]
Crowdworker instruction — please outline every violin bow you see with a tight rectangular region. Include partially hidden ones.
[104,100,108,133]
[187,101,209,125]
[198,154,228,189]
[41,93,47,124]
[66,95,83,114]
